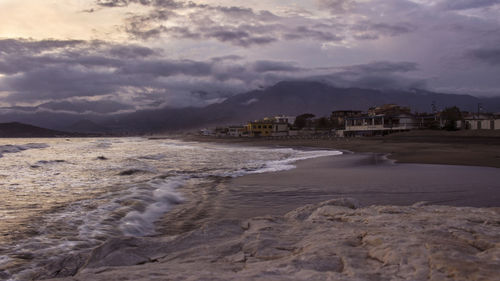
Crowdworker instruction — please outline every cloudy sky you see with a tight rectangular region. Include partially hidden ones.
[0,0,499,113]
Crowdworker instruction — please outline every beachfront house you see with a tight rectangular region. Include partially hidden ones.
[246,119,275,137]
[343,104,418,136]
[274,115,296,126]
[462,114,500,130]
[228,126,246,137]
[246,116,291,137]
[330,110,363,129]
[200,128,215,136]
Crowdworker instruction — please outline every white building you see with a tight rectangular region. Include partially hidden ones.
[344,113,418,136]
[462,114,500,130]
[274,115,296,126]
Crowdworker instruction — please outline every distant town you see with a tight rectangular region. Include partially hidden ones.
[200,104,500,138]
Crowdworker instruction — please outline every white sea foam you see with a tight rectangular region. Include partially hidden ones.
[119,177,185,236]
[0,138,343,280]
[0,143,49,157]
[247,150,343,175]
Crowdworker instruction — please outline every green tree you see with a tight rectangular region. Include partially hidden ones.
[314,117,331,129]
[441,106,462,131]
[294,113,315,129]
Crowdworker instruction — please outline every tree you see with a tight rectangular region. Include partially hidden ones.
[314,117,331,129]
[441,106,462,131]
[294,113,315,129]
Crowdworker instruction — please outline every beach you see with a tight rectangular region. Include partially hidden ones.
[180,130,500,168]
[43,134,500,281]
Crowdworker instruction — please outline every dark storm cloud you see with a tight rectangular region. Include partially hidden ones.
[117,59,213,77]
[0,39,85,55]
[121,4,282,45]
[203,28,277,47]
[93,0,345,46]
[467,48,500,65]
[210,55,243,62]
[314,61,425,90]
[284,26,344,41]
[96,0,128,7]
[96,0,182,8]
[349,74,427,90]
[339,61,419,75]
[38,100,134,114]
[4,66,121,101]
[252,61,302,73]
[355,22,417,39]
[108,45,157,58]
[438,0,500,11]
[0,39,303,108]
[0,39,425,111]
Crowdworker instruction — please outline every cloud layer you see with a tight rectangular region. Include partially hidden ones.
[1,0,500,114]
[0,38,425,113]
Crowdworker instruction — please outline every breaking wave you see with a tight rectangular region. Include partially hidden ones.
[0,143,49,158]
[0,138,342,280]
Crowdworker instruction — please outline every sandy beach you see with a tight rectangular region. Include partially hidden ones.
[180,130,500,168]
[41,134,500,281]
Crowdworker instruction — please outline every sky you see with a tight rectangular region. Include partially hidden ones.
[0,0,499,113]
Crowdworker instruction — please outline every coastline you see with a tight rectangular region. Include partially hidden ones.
[153,152,500,239]
[27,137,500,280]
[178,129,500,168]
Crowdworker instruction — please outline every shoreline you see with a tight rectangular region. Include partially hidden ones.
[12,137,500,280]
[178,130,500,168]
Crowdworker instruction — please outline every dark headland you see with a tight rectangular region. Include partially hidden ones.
[0,122,96,138]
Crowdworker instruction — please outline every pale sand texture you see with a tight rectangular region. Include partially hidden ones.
[48,198,500,281]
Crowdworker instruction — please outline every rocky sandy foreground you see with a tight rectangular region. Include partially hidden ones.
[49,199,500,281]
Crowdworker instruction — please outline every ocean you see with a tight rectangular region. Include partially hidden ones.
[0,137,341,280]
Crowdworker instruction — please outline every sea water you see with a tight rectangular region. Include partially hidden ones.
[0,137,341,280]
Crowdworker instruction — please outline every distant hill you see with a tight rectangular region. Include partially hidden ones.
[1,81,500,133]
[0,122,85,138]
[66,119,111,134]
[105,81,500,132]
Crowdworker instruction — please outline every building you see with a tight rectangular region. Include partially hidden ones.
[274,115,296,126]
[246,116,291,137]
[368,104,411,116]
[343,104,418,136]
[228,126,246,137]
[214,127,229,136]
[330,110,363,129]
[246,119,275,137]
[462,114,500,130]
[199,128,215,136]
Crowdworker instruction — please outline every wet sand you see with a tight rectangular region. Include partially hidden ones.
[156,152,500,238]
[47,154,500,281]
[180,130,500,168]
[156,131,500,234]
[44,141,500,281]
[211,153,500,220]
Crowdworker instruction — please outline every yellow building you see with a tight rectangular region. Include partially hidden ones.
[246,117,291,137]
[246,120,275,137]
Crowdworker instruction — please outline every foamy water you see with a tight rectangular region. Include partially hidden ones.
[0,138,341,280]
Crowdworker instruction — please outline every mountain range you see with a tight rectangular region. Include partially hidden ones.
[1,81,499,134]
